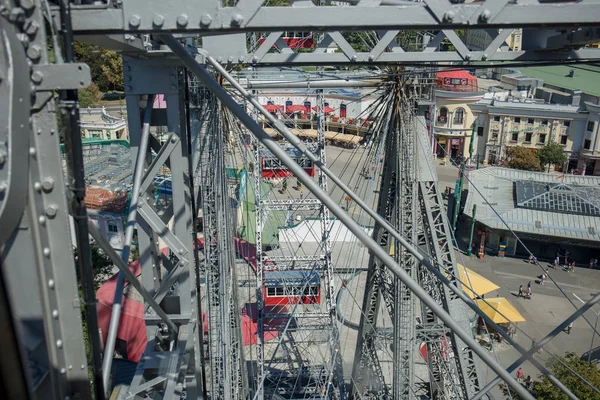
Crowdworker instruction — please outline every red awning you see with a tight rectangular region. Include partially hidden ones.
[285,105,306,113]
[311,106,335,114]
[264,104,283,112]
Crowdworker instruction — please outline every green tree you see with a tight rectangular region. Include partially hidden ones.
[500,352,600,400]
[74,41,123,92]
[78,82,102,108]
[539,142,568,172]
[506,146,542,171]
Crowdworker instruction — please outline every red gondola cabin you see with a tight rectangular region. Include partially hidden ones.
[263,271,321,306]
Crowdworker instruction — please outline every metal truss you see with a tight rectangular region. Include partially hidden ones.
[50,0,600,64]
[192,79,246,399]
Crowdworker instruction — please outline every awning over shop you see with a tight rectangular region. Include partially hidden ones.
[474,297,526,323]
[455,263,500,299]
[264,104,283,113]
[312,105,335,114]
[285,105,306,113]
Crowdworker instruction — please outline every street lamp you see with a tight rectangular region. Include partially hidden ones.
[573,293,599,362]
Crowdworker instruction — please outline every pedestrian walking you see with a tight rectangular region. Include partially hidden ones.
[516,367,524,383]
[529,254,536,264]
[524,375,533,390]
[526,286,532,299]
[554,257,559,269]
[518,285,524,298]
[540,273,546,285]
[565,321,574,334]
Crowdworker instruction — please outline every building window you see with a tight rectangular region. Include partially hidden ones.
[438,107,448,124]
[477,127,484,137]
[525,132,533,143]
[563,120,571,127]
[527,118,535,125]
[541,119,549,125]
[493,115,501,122]
[491,130,499,140]
[514,117,521,123]
[107,220,119,234]
[511,132,519,142]
[267,287,276,296]
[587,121,595,131]
[538,134,546,144]
[585,139,592,150]
[560,135,568,145]
[340,104,347,118]
[453,108,465,125]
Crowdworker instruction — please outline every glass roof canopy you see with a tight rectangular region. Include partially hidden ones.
[515,181,600,217]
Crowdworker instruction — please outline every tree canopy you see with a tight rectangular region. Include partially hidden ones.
[501,352,600,400]
[74,41,123,92]
[539,142,568,172]
[506,146,542,171]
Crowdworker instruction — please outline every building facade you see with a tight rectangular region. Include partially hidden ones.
[469,99,586,170]
[433,70,485,161]
[80,106,128,141]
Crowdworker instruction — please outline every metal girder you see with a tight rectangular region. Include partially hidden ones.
[192,78,246,400]
[352,102,397,399]
[61,1,600,33]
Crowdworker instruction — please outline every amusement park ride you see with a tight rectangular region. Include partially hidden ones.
[2,1,600,400]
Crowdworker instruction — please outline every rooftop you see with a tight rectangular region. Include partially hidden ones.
[516,64,600,98]
[464,167,600,246]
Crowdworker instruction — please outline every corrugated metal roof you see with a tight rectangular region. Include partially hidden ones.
[464,167,600,243]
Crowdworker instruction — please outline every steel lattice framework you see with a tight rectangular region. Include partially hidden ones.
[2,1,600,400]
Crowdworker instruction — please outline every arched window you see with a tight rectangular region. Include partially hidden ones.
[438,107,448,124]
[454,108,465,125]
[107,220,119,234]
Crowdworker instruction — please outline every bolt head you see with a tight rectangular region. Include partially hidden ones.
[200,14,212,27]
[482,53,488,61]
[31,70,43,84]
[39,216,47,225]
[48,278,54,288]
[238,56,245,63]
[45,204,58,218]
[0,151,6,165]
[129,15,141,28]
[27,46,41,61]
[52,310,59,319]
[42,178,54,192]
[177,14,188,27]
[232,14,244,26]
[153,14,165,27]
[443,11,455,23]
[480,9,491,22]
[24,20,39,36]
[0,182,7,193]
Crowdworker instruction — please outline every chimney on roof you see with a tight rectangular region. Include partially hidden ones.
[568,69,576,78]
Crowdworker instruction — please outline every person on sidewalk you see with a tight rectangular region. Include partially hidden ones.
[540,273,546,285]
[554,257,560,269]
[524,375,533,390]
[516,367,525,383]
[518,285,524,298]
[526,286,532,299]
[565,321,574,334]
